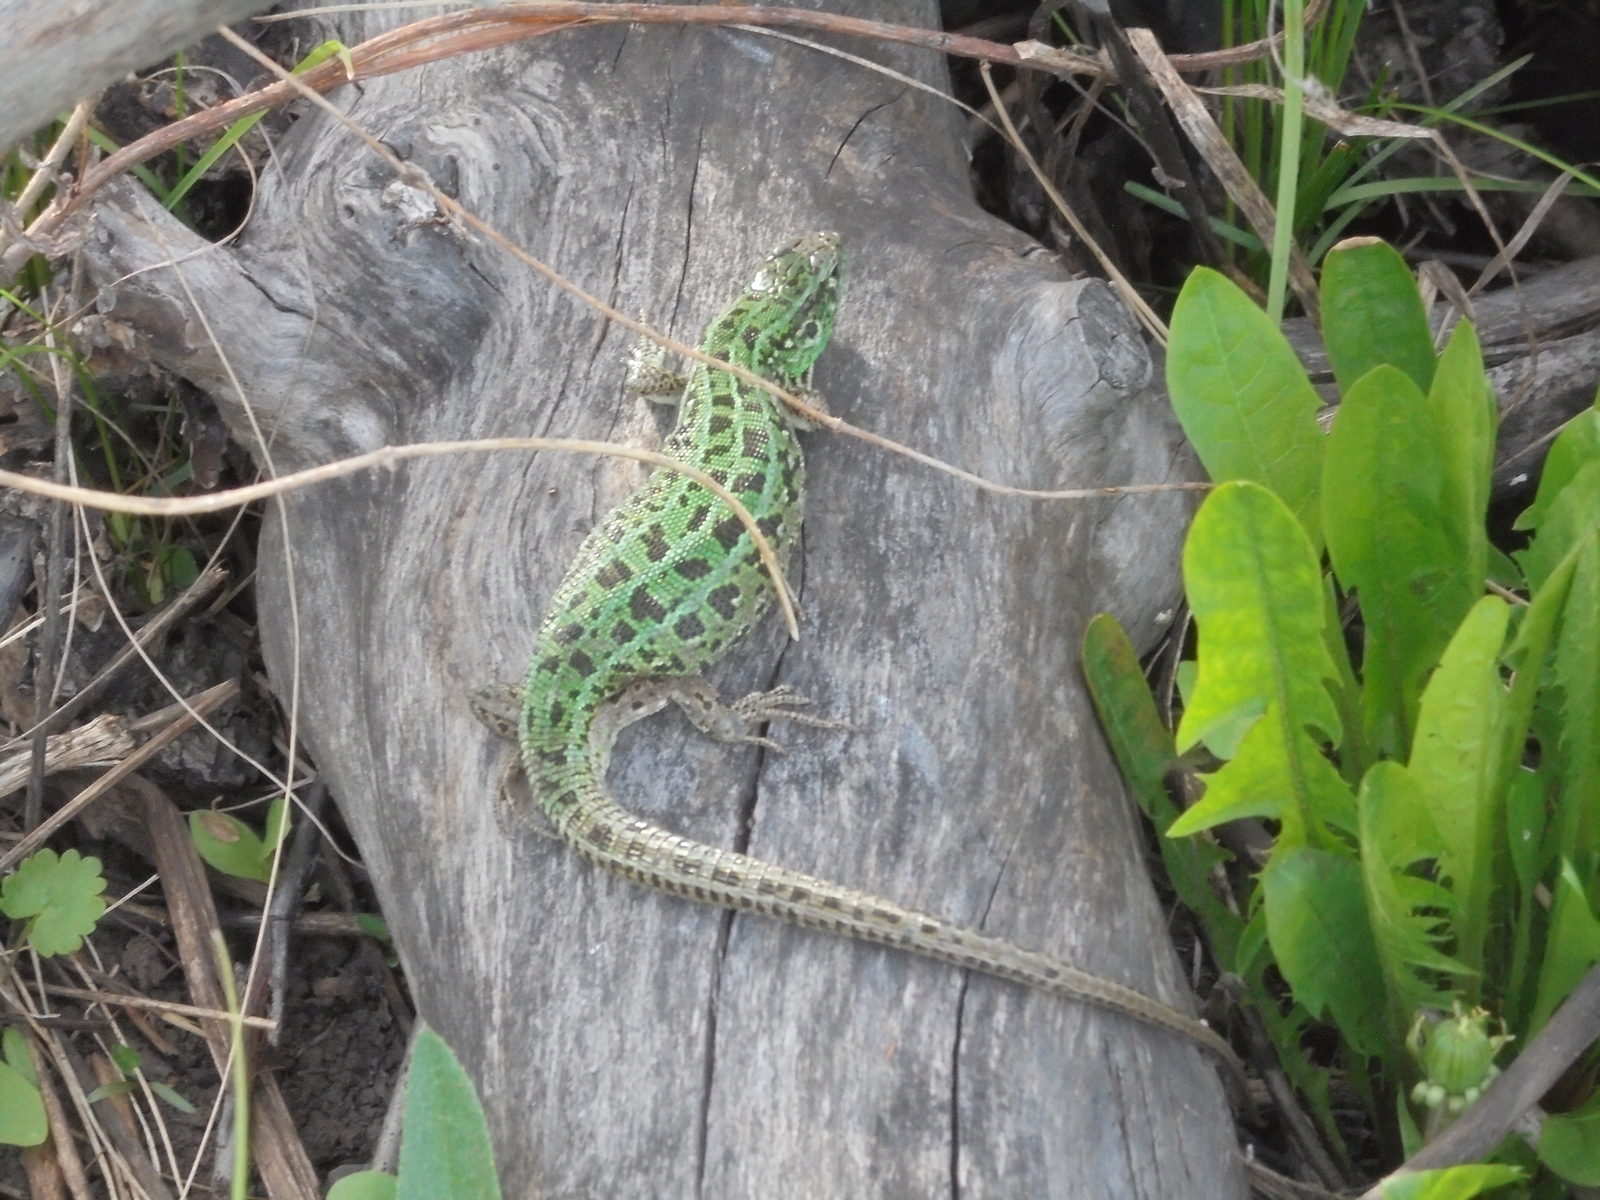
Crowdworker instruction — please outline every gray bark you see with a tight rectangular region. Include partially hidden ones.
[77,4,1246,1195]
[0,0,278,155]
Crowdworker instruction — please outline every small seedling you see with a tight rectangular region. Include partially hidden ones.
[190,796,290,883]
[0,848,107,957]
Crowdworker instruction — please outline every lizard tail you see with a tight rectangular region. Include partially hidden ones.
[557,783,1248,1097]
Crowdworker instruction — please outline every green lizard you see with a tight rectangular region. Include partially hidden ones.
[475,230,1247,1092]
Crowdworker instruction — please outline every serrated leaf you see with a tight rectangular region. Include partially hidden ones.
[1501,533,1586,813]
[1515,402,1600,533]
[1529,860,1600,1036]
[1170,702,1355,845]
[1261,847,1388,1058]
[1173,483,1347,847]
[1379,1164,1524,1199]
[1324,365,1480,756]
[190,809,271,883]
[1177,481,1341,756]
[330,1171,399,1200]
[0,848,107,957]
[1167,268,1327,549]
[1538,1089,1600,1185]
[0,1059,46,1146]
[1321,238,1437,394]
[1407,596,1510,981]
[1518,460,1600,592]
[1359,763,1469,1017]
[398,1029,502,1200]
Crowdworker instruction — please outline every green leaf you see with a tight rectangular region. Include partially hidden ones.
[1323,365,1481,756]
[263,795,291,860]
[1379,1164,1523,1199]
[1429,320,1494,567]
[1261,847,1388,1058]
[0,1059,46,1147]
[1081,613,1176,815]
[109,1043,140,1074]
[1323,576,1367,785]
[1359,763,1469,1017]
[1518,460,1600,593]
[87,1079,138,1104]
[329,1171,400,1200]
[0,848,107,957]
[1397,1090,1424,1161]
[1082,613,1244,966]
[1177,481,1341,755]
[1407,596,1510,981]
[357,914,391,943]
[148,1080,196,1114]
[398,1029,502,1200]
[1172,482,1348,847]
[1538,1089,1600,1185]
[1501,534,1584,810]
[1321,238,1437,394]
[1170,700,1355,844]
[190,809,271,883]
[1529,860,1600,1036]
[2,1028,36,1090]
[1167,268,1328,549]
[163,545,200,593]
[1551,535,1600,857]
[1506,769,1547,914]
[1515,402,1600,533]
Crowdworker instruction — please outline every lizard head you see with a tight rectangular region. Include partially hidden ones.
[704,231,845,383]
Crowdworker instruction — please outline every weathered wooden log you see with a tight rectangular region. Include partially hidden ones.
[74,4,1247,1195]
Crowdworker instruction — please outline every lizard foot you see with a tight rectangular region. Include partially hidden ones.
[669,678,852,753]
[624,313,689,401]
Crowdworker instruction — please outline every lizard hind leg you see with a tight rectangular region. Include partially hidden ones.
[467,680,561,842]
[659,677,851,754]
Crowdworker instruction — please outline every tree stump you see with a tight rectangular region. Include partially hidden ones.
[80,4,1246,1195]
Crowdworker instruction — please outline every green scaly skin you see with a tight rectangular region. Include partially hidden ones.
[496,231,1246,1093]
